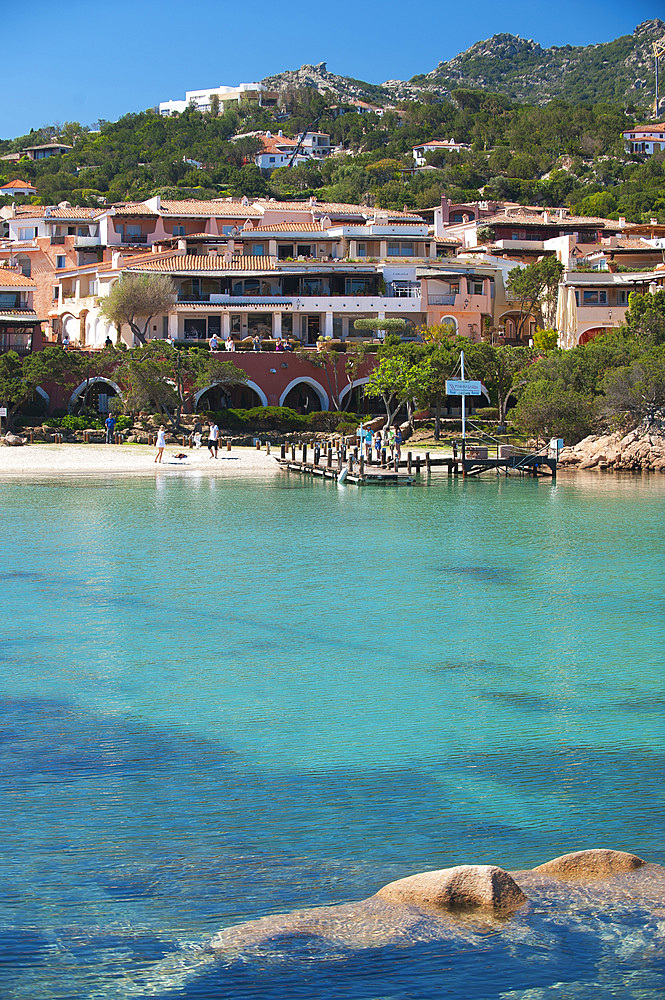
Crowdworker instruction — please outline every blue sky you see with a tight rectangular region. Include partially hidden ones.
[0,0,660,138]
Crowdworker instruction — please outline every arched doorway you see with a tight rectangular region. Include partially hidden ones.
[69,377,122,414]
[195,381,268,411]
[280,378,327,413]
[578,327,606,346]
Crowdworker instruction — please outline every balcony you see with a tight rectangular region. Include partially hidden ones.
[75,235,101,248]
[50,235,66,245]
[124,234,148,245]
[428,294,456,305]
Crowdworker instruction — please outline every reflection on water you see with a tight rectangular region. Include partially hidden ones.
[0,472,664,998]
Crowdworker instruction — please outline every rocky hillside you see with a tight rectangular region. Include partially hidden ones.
[262,20,664,109]
[418,19,664,106]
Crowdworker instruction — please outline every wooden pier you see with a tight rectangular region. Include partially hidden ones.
[275,441,556,486]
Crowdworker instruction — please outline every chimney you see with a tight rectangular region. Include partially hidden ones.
[278,130,283,137]
[542,210,550,224]
[650,217,658,225]
[462,213,469,224]
[618,216,626,228]
[441,196,450,225]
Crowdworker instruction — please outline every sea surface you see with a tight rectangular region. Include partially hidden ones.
[0,469,664,999]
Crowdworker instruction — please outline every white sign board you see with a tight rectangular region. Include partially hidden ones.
[445,379,482,396]
[382,267,416,283]
[0,407,7,417]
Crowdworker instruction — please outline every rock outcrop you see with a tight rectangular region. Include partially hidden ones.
[375,864,528,912]
[4,431,25,447]
[559,420,665,472]
[532,848,645,880]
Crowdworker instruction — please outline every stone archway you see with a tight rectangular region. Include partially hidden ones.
[69,377,123,414]
[279,377,329,411]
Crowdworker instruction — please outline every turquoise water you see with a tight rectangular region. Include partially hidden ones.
[1,470,664,998]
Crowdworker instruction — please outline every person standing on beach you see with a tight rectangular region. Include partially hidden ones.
[104,413,116,444]
[374,430,382,462]
[208,421,219,459]
[193,419,202,449]
[395,426,403,463]
[388,426,396,461]
[154,425,166,463]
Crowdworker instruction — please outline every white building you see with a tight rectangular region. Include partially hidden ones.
[159,83,275,116]
[412,139,471,166]
[622,123,665,155]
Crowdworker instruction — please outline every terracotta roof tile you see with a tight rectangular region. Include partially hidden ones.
[124,254,277,273]
[44,207,101,219]
[160,199,262,217]
[2,178,37,190]
[0,269,36,287]
[239,222,327,233]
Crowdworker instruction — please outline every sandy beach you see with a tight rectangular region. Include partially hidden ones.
[0,442,281,478]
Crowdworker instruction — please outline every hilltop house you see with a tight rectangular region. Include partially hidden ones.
[0,178,37,197]
[622,123,665,155]
[412,140,471,166]
[159,83,278,116]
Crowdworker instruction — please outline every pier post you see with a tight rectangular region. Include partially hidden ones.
[381,448,387,468]
[407,452,412,474]
[302,442,307,464]
[291,443,296,460]
[426,452,431,475]
[256,439,261,450]
[327,446,332,469]
[415,456,421,477]
[266,441,271,455]
[280,444,286,460]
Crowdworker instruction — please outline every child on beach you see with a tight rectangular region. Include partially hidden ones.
[192,419,202,449]
[154,426,166,463]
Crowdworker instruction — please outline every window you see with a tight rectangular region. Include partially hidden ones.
[0,293,19,308]
[582,290,607,305]
[230,314,241,333]
[18,228,36,241]
[222,226,235,236]
[471,280,484,295]
[56,255,66,269]
[301,277,322,295]
[20,259,31,277]
[251,244,265,256]
[127,225,142,237]
[357,243,367,257]
[183,318,206,339]
[162,316,169,338]
[269,156,276,163]
[89,280,97,295]
[52,286,58,300]
[172,225,185,236]
[387,241,414,256]
[345,278,373,295]
[297,245,313,257]
[207,316,221,338]
[617,290,628,305]
[278,244,294,260]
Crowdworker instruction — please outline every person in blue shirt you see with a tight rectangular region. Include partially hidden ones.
[104,413,116,444]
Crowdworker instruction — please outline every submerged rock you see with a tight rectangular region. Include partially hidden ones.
[375,864,527,912]
[532,848,645,880]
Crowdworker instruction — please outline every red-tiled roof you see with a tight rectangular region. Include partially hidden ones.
[0,269,36,287]
[44,207,100,219]
[624,123,665,135]
[160,199,262,217]
[238,222,327,233]
[124,254,277,273]
[2,178,37,190]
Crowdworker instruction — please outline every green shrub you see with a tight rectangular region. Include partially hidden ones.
[473,407,499,420]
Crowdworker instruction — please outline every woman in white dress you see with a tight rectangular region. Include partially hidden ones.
[154,425,166,464]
